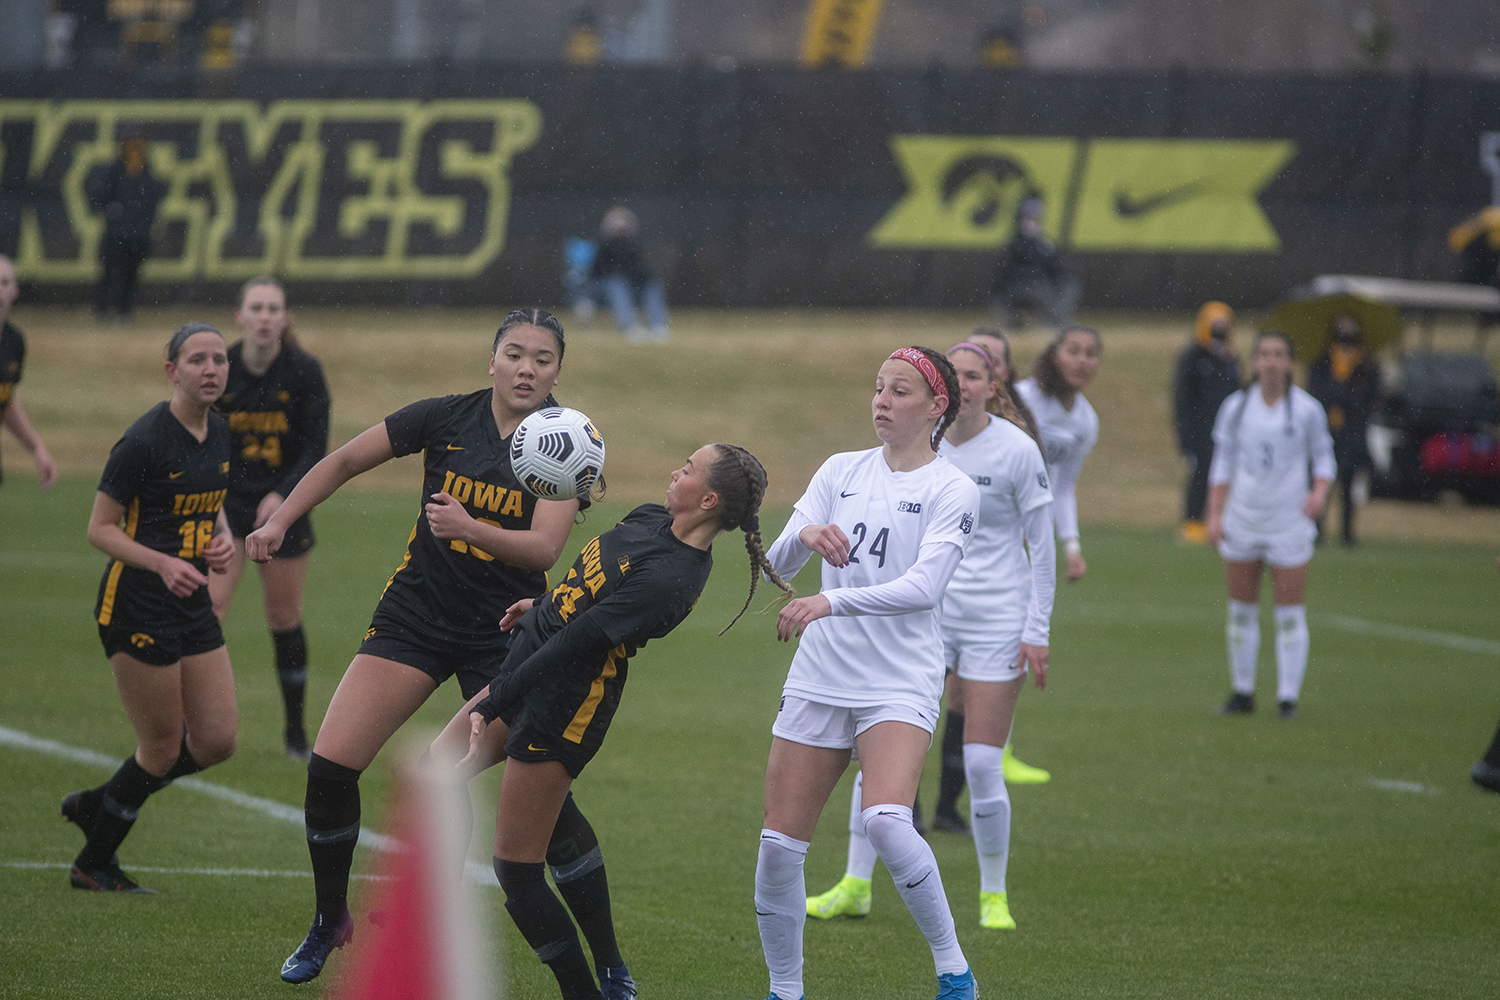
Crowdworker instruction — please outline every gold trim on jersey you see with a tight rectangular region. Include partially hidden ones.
[380,522,420,597]
[564,644,624,744]
[97,497,140,625]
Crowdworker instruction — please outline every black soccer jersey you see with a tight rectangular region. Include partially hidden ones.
[376,388,583,646]
[94,402,232,628]
[216,342,330,510]
[476,504,713,748]
[0,321,24,487]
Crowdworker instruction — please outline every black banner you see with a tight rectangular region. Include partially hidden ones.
[1,66,1497,309]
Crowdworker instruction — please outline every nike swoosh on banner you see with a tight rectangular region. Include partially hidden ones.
[905,871,932,889]
[1113,181,1207,218]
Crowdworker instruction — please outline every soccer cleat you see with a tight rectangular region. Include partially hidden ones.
[935,967,976,1000]
[280,909,354,984]
[806,874,872,919]
[979,890,1015,930]
[1277,700,1297,720]
[1002,745,1050,785]
[1217,692,1255,715]
[599,963,638,1000]
[284,726,312,759]
[61,790,121,867]
[70,861,154,893]
[1472,760,1500,794]
[930,808,970,835]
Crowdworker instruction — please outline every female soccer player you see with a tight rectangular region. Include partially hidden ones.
[209,277,331,757]
[0,254,59,491]
[754,346,981,1000]
[808,341,1055,933]
[1207,330,1334,719]
[427,443,789,1000]
[61,322,238,892]
[247,309,583,983]
[1015,324,1101,583]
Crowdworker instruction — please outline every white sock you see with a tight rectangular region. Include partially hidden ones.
[845,770,877,881]
[1274,604,1309,703]
[963,743,1011,894]
[755,829,809,1000]
[1227,599,1260,695]
[861,804,967,976]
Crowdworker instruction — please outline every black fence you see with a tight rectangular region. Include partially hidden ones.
[2,65,1498,310]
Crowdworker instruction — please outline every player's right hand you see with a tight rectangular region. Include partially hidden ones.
[459,711,488,769]
[246,522,285,563]
[499,598,535,632]
[158,556,208,598]
[1205,513,1224,545]
[798,523,851,567]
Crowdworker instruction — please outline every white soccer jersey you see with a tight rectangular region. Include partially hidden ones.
[939,417,1054,639]
[765,448,981,713]
[1208,385,1336,538]
[1015,378,1098,542]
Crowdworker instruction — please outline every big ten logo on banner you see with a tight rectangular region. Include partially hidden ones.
[869,136,1295,253]
[0,99,542,282]
[800,0,886,68]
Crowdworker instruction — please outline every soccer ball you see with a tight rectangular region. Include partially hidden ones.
[510,407,606,501]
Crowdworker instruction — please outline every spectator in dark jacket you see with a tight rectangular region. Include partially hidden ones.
[1174,301,1241,544]
[86,132,166,320]
[990,197,1080,330]
[1307,316,1380,546]
[591,206,669,342]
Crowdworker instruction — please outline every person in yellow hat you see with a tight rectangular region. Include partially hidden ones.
[1307,316,1380,546]
[1173,302,1241,543]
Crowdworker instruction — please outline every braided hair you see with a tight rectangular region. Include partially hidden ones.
[493,307,566,361]
[967,329,1042,445]
[707,443,795,634]
[902,346,961,451]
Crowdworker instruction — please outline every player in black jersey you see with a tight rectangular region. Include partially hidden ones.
[248,309,585,984]
[0,255,58,491]
[422,444,793,1000]
[209,277,331,757]
[61,323,238,893]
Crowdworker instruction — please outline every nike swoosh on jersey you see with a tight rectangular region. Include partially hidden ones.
[447,444,465,451]
[840,490,857,497]
[527,743,547,751]
[169,470,185,478]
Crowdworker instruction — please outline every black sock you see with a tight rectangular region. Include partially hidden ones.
[305,753,361,918]
[1484,720,1500,768]
[272,625,309,734]
[548,794,622,972]
[936,710,967,817]
[77,756,169,869]
[164,734,203,781]
[495,858,601,1000]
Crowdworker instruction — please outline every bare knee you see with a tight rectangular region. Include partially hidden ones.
[188,727,237,768]
[265,607,303,633]
[136,735,184,776]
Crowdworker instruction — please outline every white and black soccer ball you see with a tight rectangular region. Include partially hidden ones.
[510,407,605,501]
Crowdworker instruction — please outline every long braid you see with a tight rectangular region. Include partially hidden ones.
[910,346,961,451]
[709,444,794,635]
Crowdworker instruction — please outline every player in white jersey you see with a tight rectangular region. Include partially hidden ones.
[753,347,981,1000]
[1207,330,1335,719]
[807,339,1056,934]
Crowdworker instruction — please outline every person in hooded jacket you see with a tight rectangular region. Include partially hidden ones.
[1174,302,1242,544]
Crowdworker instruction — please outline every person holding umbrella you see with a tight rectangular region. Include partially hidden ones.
[1307,316,1380,546]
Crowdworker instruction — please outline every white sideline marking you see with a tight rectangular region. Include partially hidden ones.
[1319,615,1500,657]
[0,724,496,886]
[4,860,389,880]
[1364,778,1439,794]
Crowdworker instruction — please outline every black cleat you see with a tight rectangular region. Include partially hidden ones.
[1217,692,1255,715]
[930,809,970,835]
[1472,760,1500,794]
[1277,700,1297,720]
[70,862,154,893]
[280,910,353,983]
[61,790,120,867]
[599,963,638,1000]
[284,726,312,760]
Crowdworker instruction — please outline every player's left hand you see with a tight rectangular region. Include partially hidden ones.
[425,491,474,541]
[204,531,236,574]
[254,491,284,529]
[500,598,535,632]
[777,594,832,641]
[459,711,489,769]
[1065,551,1087,582]
[1018,642,1049,690]
[1301,488,1329,519]
[34,447,58,491]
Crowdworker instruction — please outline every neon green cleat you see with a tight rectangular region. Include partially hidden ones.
[1002,745,1050,784]
[806,874,872,919]
[979,890,1016,930]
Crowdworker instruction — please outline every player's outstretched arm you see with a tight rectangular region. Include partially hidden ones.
[247,422,393,561]
[2,399,57,490]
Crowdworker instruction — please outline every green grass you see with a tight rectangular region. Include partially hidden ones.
[3,476,1499,999]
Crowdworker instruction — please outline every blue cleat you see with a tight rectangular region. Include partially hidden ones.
[936,968,976,1000]
[599,963,638,1000]
[280,910,353,984]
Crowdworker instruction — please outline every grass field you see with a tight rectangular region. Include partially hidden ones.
[2,308,1499,998]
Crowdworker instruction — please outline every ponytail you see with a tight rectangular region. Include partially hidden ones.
[707,444,795,634]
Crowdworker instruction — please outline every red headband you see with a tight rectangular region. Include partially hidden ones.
[888,347,947,400]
